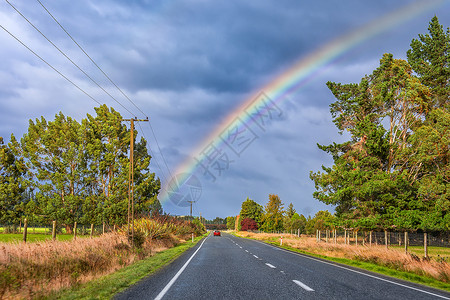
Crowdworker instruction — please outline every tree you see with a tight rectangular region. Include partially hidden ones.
[12,105,161,229]
[226,216,236,230]
[260,194,284,232]
[312,210,334,231]
[0,137,27,225]
[407,16,450,107]
[286,203,296,219]
[241,218,258,231]
[239,197,263,226]
[311,52,433,231]
[17,113,86,232]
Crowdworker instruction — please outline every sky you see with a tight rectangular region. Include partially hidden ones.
[0,0,449,220]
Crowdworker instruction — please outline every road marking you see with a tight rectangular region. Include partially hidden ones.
[245,250,249,252]
[253,240,450,300]
[154,236,209,300]
[293,280,314,292]
[265,263,276,268]
[239,246,242,249]
[253,255,259,259]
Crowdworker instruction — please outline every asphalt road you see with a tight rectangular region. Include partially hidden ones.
[115,232,450,300]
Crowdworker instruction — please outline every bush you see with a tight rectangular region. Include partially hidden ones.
[241,218,258,231]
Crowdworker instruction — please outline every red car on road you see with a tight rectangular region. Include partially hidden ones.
[213,230,221,236]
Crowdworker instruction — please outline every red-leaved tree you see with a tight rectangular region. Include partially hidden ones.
[241,218,258,231]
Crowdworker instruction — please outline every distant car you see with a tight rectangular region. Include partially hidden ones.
[213,230,221,236]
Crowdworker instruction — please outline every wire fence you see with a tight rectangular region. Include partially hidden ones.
[312,230,450,248]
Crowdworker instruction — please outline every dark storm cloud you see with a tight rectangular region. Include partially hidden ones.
[1,0,449,219]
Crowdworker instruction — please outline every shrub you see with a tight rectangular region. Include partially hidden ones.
[241,218,258,231]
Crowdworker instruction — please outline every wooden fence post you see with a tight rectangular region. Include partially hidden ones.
[369,231,372,246]
[23,218,28,243]
[52,220,56,241]
[74,222,77,240]
[385,230,388,249]
[404,231,408,254]
[90,224,94,238]
[334,229,337,244]
[355,231,358,246]
[424,232,428,258]
[103,222,105,234]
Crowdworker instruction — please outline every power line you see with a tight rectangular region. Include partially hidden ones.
[147,122,175,182]
[0,24,102,106]
[36,0,147,118]
[136,121,170,191]
[36,0,176,184]
[5,0,134,116]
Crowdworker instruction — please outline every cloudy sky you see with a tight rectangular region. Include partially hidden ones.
[0,0,448,219]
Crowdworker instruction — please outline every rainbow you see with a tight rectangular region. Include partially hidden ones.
[160,0,443,205]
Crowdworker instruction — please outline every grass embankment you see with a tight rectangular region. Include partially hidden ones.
[0,216,206,299]
[52,234,206,300]
[235,232,450,292]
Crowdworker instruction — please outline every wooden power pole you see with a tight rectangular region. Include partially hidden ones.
[123,117,148,245]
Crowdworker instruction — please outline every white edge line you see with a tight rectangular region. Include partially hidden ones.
[293,280,314,292]
[253,240,450,300]
[154,235,209,300]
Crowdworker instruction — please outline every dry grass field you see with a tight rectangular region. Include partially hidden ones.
[0,216,203,299]
[236,232,450,284]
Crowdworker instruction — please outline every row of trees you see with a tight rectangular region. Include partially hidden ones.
[0,105,161,232]
[226,194,333,235]
[310,17,449,232]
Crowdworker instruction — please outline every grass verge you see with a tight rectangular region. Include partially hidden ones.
[50,234,207,300]
[234,232,450,292]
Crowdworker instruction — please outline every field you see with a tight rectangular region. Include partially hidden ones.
[0,233,84,243]
[236,231,450,287]
[389,245,450,260]
[0,217,206,299]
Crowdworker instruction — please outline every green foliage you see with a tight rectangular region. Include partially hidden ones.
[5,105,161,229]
[0,137,27,224]
[407,16,450,107]
[239,197,263,226]
[226,216,236,230]
[311,17,449,232]
[260,194,284,232]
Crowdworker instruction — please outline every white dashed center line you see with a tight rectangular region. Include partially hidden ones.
[245,250,249,252]
[253,255,259,259]
[293,280,314,292]
[265,263,276,269]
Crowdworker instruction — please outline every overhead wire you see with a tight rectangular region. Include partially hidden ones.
[136,121,170,193]
[5,0,135,117]
[35,0,177,184]
[0,24,102,106]
[36,0,147,118]
[36,0,178,184]
[4,0,177,192]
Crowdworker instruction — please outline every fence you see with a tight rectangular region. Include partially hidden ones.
[0,220,121,242]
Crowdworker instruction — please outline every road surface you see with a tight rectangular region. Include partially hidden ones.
[115,232,450,300]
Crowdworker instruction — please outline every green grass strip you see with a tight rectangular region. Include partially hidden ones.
[50,234,207,300]
[234,233,450,292]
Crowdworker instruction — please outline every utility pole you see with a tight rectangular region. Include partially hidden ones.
[123,117,148,246]
[187,200,195,217]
